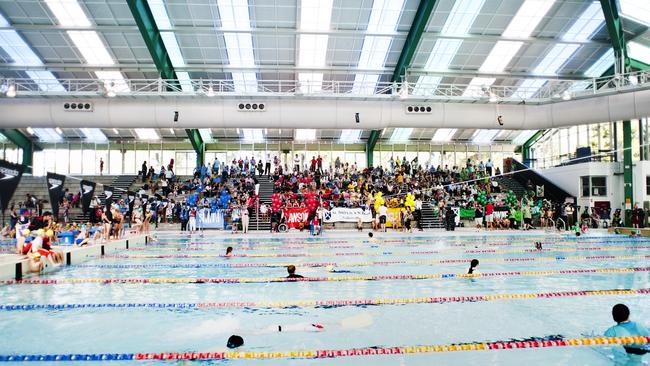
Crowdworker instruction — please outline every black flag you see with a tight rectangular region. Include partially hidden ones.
[127,190,136,216]
[46,172,66,219]
[103,185,114,208]
[0,159,25,212]
[80,180,96,215]
[141,194,149,216]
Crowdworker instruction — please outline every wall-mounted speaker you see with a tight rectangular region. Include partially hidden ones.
[63,102,93,112]
[237,102,266,112]
[405,105,432,114]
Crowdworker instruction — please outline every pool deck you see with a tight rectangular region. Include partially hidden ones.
[0,234,148,281]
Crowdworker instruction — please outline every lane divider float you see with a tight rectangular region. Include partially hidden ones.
[0,336,648,361]
[2,267,648,285]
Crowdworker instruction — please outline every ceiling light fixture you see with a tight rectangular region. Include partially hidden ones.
[400,81,409,99]
[562,90,572,100]
[206,85,215,97]
[55,127,63,134]
[112,128,119,134]
[26,127,34,135]
[6,84,16,98]
[489,92,498,103]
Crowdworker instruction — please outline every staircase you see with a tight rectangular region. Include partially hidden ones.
[248,175,273,231]
[494,176,528,198]
[420,202,444,229]
[506,158,574,202]
[74,175,138,222]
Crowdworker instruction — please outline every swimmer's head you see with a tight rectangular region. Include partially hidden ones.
[368,232,373,238]
[612,304,630,323]
[325,265,334,272]
[226,246,233,255]
[227,335,244,349]
[287,265,297,275]
[470,259,479,268]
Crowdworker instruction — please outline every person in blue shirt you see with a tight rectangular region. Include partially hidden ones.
[605,304,649,359]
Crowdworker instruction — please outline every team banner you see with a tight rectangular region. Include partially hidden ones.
[0,159,24,212]
[46,172,66,218]
[324,207,372,223]
[80,180,96,215]
[127,191,136,215]
[197,208,225,229]
[385,207,402,228]
[283,208,310,229]
[103,185,114,207]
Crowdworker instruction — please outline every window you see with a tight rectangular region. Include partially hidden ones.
[581,176,606,197]
[646,176,650,195]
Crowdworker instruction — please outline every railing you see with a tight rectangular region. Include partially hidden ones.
[1,69,649,102]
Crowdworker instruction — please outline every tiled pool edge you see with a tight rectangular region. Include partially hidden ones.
[0,235,148,281]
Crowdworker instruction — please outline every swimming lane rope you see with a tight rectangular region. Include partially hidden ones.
[2,267,648,285]
[0,336,648,361]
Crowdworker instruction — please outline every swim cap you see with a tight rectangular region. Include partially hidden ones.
[227,335,244,349]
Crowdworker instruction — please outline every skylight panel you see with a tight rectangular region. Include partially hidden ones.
[561,2,604,42]
[160,32,185,67]
[297,0,334,93]
[300,0,334,31]
[148,0,172,30]
[217,0,258,92]
[339,130,361,143]
[479,41,523,73]
[511,130,538,145]
[134,129,160,140]
[472,129,500,144]
[294,129,316,141]
[414,0,485,93]
[584,48,614,77]
[431,128,457,142]
[533,44,580,74]
[351,74,380,94]
[461,77,496,97]
[33,128,63,142]
[629,42,650,64]
[502,0,555,39]
[512,79,547,99]
[44,0,91,26]
[80,128,108,143]
[67,31,114,65]
[0,31,42,66]
[95,71,130,92]
[198,128,213,142]
[242,129,265,143]
[412,76,442,96]
[441,0,486,36]
[619,0,650,27]
[389,128,413,143]
[0,15,65,92]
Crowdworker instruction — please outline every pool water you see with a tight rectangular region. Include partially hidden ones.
[1,230,649,365]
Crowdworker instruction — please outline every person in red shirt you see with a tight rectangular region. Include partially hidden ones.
[485,201,494,230]
[310,157,317,172]
[317,155,323,172]
[310,216,321,236]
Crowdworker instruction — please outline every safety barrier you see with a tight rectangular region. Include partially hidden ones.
[70,254,650,270]
[2,267,648,285]
[0,336,648,361]
[94,245,650,259]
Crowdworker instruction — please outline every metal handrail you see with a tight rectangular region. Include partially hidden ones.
[1,69,649,102]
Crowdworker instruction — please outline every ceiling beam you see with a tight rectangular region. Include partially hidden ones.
[391,0,439,82]
[630,58,650,71]
[127,0,178,81]
[127,0,203,163]
[0,24,610,46]
[0,64,594,81]
[599,0,629,73]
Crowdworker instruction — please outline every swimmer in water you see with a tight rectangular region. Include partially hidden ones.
[325,265,354,274]
[286,265,304,278]
[604,304,649,356]
[468,259,479,274]
[216,314,374,350]
[225,246,233,257]
[535,241,543,250]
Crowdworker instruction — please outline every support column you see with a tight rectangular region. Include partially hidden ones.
[623,120,633,225]
[0,129,41,173]
[366,130,380,168]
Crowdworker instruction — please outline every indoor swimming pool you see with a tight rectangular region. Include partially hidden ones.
[1,231,649,365]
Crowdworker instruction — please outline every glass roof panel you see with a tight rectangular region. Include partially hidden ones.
[44,0,92,27]
[431,128,457,142]
[501,0,556,39]
[619,0,650,27]
[389,128,413,143]
[339,129,362,143]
